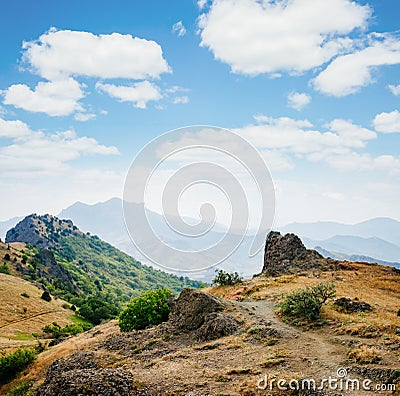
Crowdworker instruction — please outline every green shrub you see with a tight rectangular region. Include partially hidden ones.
[5,380,33,396]
[42,322,91,339]
[0,348,37,385]
[279,282,336,322]
[40,291,51,302]
[212,269,242,286]
[4,253,11,261]
[78,297,119,325]
[118,288,172,332]
[21,293,30,298]
[0,263,11,274]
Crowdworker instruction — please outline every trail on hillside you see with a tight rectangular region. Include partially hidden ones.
[0,310,61,329]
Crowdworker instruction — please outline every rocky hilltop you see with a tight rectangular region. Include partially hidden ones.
[5,213,83,249]
[262,231,326,276]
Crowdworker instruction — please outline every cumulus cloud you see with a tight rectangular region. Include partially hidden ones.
[172,21,186,37]
[22,28,170,80]
[2,78,84,116]
[373,110,400,133]
[235,117,376,160]
[0,118,119,177]
[198,0,370,75]
[313,35,400,96]
[287,92,311,111]
[388,84,400,96]
[96,81,162,109]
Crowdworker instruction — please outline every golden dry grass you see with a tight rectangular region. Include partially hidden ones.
[0,272,76,352]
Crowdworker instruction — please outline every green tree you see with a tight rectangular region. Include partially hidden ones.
[118,289,172,332]
[212,269,242,286]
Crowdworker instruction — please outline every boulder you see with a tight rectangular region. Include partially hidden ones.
[196,312,240,341]
[334,297,372,313]
[169,288,226,331]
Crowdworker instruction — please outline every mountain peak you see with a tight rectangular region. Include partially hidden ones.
[5,213,84,249]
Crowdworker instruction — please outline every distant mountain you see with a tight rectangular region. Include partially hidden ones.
[314,246,400,268]
[280,217,400,247]
[58,198,266,280]
[5,214,203,306]
[0,216,21,241]
[302,234,400,263]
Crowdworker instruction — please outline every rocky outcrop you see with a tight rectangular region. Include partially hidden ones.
[38,248,78,292]
[34,352,139,396]
[262,231,323,276]
[334,297,372,313]
[169,288,240,340]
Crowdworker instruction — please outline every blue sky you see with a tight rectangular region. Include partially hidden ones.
[0,0,399,226]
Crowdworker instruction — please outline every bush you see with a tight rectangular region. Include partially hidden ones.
[42,322,91,339]
[40,291,51,302]
[4,253,11,261]
[118,289,172,332]
[0,263,11,275]
[279,282,336,322]
[0,348,37,385]
[78,297,119,325]
[212,269,242,286]
[21,293,30,298]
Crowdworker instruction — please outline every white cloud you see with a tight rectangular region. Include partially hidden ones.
[198,0,370,75]
[287,92,311,111]
[197,0,208,10]
[172,21,186,37]
[0,118,119,177]
[2,78,84,116]
[313,35,400,96]
[22,28,171,80]
[173,96,189,104]
[237,116,376,158]
[74,112,96,122]
[373,110,400,133]
[388,84,400,96]
[96,81,162,109]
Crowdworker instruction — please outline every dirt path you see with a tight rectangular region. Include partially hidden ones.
[0,310,60,329]
[237,299,349,377]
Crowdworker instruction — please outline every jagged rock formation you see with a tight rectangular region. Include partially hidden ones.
[5,213,82,249]
[262,231,324,276]
[169,288,240,340]
[38,248,78,292]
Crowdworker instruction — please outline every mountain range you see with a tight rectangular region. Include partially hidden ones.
[2,198,399,279]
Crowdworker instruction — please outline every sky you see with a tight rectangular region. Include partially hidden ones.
[0,0,399,227]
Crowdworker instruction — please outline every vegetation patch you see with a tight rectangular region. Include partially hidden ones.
[118,288,172,331]
[0,348,37,385]
[348,345,382,364]
[212,269,242,286]
[279,282,336,323]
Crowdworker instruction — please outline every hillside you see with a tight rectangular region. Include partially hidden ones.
[2,232,400,395]
[0,241,82,354]
[5,214,203,308]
